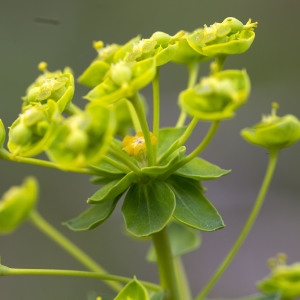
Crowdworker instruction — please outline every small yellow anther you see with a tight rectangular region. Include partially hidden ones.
[38,61,48,72]
[93,40,104,51]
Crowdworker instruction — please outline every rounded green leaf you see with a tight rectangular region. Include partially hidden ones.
[175,157,230,180]
[122,181,175,237]
[64,196,120,231]
[114,278,149,300]
[167,175,224,231]
[88,172,136,204]
[0,177,38,234]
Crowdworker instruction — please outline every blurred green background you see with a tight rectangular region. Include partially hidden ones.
[1,0,300,299]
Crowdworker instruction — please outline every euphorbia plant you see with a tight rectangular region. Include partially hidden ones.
[0,16,300,300]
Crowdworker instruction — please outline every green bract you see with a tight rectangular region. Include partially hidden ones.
[0,177,38,234]
[179,69,250,120]
[78,41,120,87]
[46,102,115,169]
[257,257,300,299]
[84,57,156,104]
[187,17,257,57]
[8,100,61,156]
[241,104,300,150]
[22,62,75,113]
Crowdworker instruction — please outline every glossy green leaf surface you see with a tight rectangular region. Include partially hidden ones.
[147,221,201,261]
[175,157,230,180]
[114,278,149,300]
[122,181,175,237]
[88,172,136,203]
[167,176,224,231]
[64,196,120,231]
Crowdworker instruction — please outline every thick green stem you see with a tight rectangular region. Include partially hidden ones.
[28,210,123,292]
[152,227,180,300]
[174,257,192,300]
[0,266,161,292]
[196,150,280,300]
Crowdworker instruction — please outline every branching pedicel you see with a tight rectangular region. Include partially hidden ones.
[0,17,300,300]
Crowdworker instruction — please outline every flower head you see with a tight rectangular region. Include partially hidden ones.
[122,132,157,160]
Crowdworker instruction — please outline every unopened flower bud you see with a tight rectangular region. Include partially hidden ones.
[9,122,32,146]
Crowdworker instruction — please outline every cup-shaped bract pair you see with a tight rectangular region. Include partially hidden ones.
[241,104,300,151]
[187,17,257,57]
[179,69,250,121]
[257,255,300,299]
[78,42,120,88]
[8,100,61,157]
[84,57,156,104]
[22,62,75,113]
[46,102,115,169]
[0,177,38,234]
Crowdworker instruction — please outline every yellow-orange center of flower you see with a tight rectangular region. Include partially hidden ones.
[122,132,157,157]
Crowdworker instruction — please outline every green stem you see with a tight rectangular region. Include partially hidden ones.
[182,120,220,165]
[109,142,142,175]
[174,257,192,300]
[0,149,95,175]
[28,210,123,292]
[152,227,180,300]
[130,94,155,166]
[0,265,161,292]
[102,155,132,173]
[176,62,199,127]
[159,117,198,163]
[162,121,220,180]
[196,150,280,300]
[152,67,161,159]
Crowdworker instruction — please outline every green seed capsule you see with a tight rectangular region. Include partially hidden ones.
[66,129,89,153]
[222,17,244,34]
[9,123,32,145]
[111,62,133,86]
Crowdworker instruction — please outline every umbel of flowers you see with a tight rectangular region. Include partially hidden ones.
[1,16,300,300]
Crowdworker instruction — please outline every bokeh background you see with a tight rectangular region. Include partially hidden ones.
[1,0,300,299]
